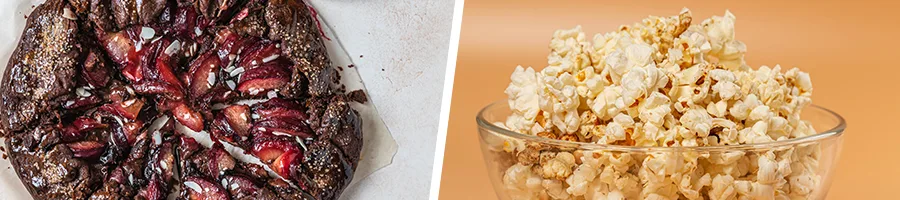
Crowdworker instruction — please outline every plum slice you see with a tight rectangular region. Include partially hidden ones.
[62,95,103,110]
[211,113,241,145]
[236,41,281,70]
[253,98,308,121]
[214,29,258,60]
[203,144,237,178]
[250,135,305,180]
[188,52,222,97]
[211,105,253,145]
[62,117,108,142]
[270,149,301,179]
[99,98,146,120]
[81,49,111,88]
[101,28,139,70]
[172,102,205,132]
[133,81,185,101]
[67,141,106,158]
[183,177,230,200]
[147,140,178,183]
[236,63,291,96]
[144,38,186,90]
[170,3,211,39]
[251,118,313,139]
[249,98,313,138]
[223,105,252,136]
[220,175,267,199]
[251,136,301,164]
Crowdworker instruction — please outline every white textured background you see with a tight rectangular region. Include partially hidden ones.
[306,0,454,199]
[0,0,455,199]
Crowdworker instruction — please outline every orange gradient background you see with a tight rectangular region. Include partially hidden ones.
[440,0,900,199]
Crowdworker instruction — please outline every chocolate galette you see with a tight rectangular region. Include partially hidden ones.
[0,0,363,199]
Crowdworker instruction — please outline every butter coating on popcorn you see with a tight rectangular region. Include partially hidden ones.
[497,9,824,200]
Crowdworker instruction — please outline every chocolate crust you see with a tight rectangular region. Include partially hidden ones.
[1,0,364,199]
[265,0,334,98]
[6,125,100,200]
[1,0,80,134]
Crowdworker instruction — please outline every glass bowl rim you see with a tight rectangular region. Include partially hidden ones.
[476,99,845,152]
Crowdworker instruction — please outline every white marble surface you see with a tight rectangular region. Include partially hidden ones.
[306,0,454,199]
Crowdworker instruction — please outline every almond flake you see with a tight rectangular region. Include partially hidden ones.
[152,131,162,145]
[207,72,217,86]
[140,27,156,40]
[62,8,76,20]
[226,80,237,90]
[184,181,202,192]
[211,104,228,110]
[262,54,279,63]
[123,99,137,106]
[229,67,245,77]
[76,87,91,97]
[297,138,308,151]
[267,90,278,99]
[272,131,291,136]
[165,40,181,55]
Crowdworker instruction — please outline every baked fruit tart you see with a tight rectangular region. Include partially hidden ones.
[0,0,364,199]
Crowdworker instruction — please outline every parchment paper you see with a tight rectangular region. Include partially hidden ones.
[0,1,398,199]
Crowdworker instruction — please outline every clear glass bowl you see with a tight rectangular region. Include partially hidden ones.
[477,100,844,200]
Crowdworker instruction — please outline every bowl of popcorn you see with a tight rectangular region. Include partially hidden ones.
[477,9,845,200]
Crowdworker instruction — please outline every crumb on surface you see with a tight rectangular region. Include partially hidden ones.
[347,90,367,104]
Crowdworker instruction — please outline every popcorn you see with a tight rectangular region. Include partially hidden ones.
[505,66,544,134]
[544,179,572,199]
[497,8,823,200]
[503,163,546,199]
[540,152,577,180]
[575,66,607,99]
[708,174,737,200]
[680,108,713,138]
[589,85,624,120]
[566,162,599,195]
[707,100,729,118]
[701,10,749,71]
[538,72,581,134]
[547,26,593,74]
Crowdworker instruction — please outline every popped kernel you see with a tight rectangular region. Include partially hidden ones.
[505,66,544,134]
[540,152,577,180]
